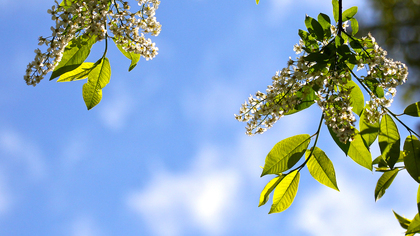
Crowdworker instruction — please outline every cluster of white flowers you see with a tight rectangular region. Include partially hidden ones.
[24,0,161,86]
[236,31,408,143]
[361,33,408,124]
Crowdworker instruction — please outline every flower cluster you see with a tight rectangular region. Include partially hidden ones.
[235,31,408,143]
[24,0,161,86]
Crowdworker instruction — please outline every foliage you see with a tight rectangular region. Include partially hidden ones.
[24,0,161,110]
[243,0,420,234]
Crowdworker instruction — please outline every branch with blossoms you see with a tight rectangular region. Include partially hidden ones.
[240,0,420,234]
[24,0,161,110]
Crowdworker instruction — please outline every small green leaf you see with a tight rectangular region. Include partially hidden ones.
[342,6,358,21]
[269,170,300,214]
[305,15,324,41]
[379,114,400,169]
[332,0,339,22]
[344,79,364,116]
[51,34,97,80]
[393,210,412,230]
[261,134,311,177]
[113,38,141,71]
[404,102,420,117]
[306,147,339,191]
[256,0,259,4]
[350,18,359,36]
[259,175,284,207]
[417,185,420,216]
[407,214,420,234]
[82,57,111,110]
[317,13,331,31]
[373,155,388,167]
[374,168,399,201]
[404,135,420,183]
[57,62,95,82]
[328,127,373,170]
[365,79,384,98]
[359,106,380,148]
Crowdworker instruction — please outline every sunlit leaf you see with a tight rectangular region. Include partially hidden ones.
[256,0,259,4]
[332,0,339,22]
[328,127,372,170]
[306,147,339,191]
[350,18,359,35]
[418,185,420,216]
[342,6,358,21]
[374,168,399,201]
[259,175,284,207]
[404,102,420,117]
[305,15,324,41]
[57,62,95,82]
[82,57,111,110]
[317,13,331,30]
[379,114,400,169]
[113,38,141,71]
[261,134,311,177]
[344,79,364,116]
[359,106,379,148]
[407,214,420,234]
[284,85,317,115]
[404,135,420,183]
[393,210,412,230]
[51,34,97,80]
[269,170,300,214]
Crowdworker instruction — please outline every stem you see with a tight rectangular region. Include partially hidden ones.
[338,0,343,36]
[384,107,420,138]
[297,113,325,171]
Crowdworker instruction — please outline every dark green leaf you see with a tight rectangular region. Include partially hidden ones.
[360,109,379,148]
[82,57,111,110]
[51,35,97,80]
[350,18,359,36]
[365,79,384,98]
[342,6,358,21]
[407,214,420,234]
[259,175,284,207]
[379,114,400,169]
[113,38,141,71]
[393,210,412,230]
[57,62,95,82]
[332,0,339,22]
[373,155,388,167]
[404,135,420,183]
[285,85,317,115]
[269,170,300,214]
[374,168,399,201]
[306,147,339,191]
[261,134,311,176]
[317,13,331,30]
[305,15,324,41]
[404,102,420,117]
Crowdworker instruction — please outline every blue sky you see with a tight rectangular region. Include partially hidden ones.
[0,0,418,235]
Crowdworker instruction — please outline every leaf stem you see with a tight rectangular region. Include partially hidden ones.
[338,0,343,36]
[383,106,420,138]
[298,113,325,172]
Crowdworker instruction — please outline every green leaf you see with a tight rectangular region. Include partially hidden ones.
[365,79,384,98]
[113,38,141,71]
[407,214,420,234]
[404,102,420,117]
[342,6,358,21]
[374,168,399,201]
[328,127,373,170]
[50,34,97,80]
[306,147,339,191]
[332,0,339,22]
[261,134,311,177]
[269,170,300,214]
[284,85,317,115]
[344,79,364,116]
[318,13,331,30]
[57,62,95,82]
[256,0,259,4]
[350,18,359,36]
[379,114,400,169]
[359,106,380,148]
[404,135,420,183]
[393,210,412,230]
[259,175,284,207]
[418,185,420,216]
[59,0,75,9]
[305,15,324,41]
[373,155,388,167]
[82,57,111,110]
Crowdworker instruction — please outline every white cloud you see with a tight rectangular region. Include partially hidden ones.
[0,170,12,216]
[99,82,134,131]
[0,130,46,180]
[70,215,102,236]
[126,145,241,236]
